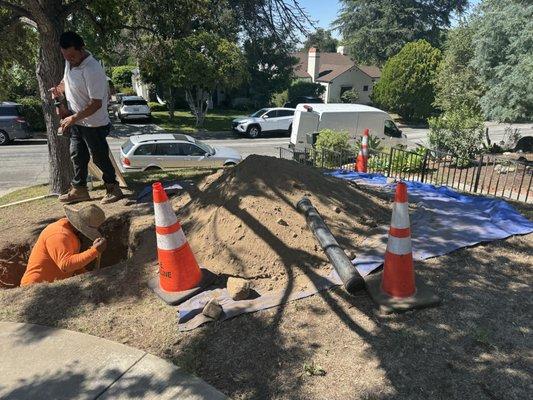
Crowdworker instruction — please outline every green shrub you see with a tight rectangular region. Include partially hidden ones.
[148,101,167,112]
[368,146,427,173]
[428,106,485,161]
[372,40,441,121]
[315,129,352,168]
[341,88,359,104]
[271,90,289,107]
[288,81,325,101]
[17,97,45,131]
[354,134,384,153]
[117,86,136,96]
[111,65,135,88]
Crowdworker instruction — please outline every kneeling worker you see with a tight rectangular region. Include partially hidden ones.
[20,204,107,286]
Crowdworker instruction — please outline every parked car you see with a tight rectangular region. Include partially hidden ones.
[120,133,242,171]
[231,107,296,138]
[116,96,151,123]
[0,102,32,145]
[283,96,324,109]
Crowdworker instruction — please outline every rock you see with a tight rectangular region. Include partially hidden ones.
[277,218,289,226]
[333,206,341,213]
[227,277,251,300]
[202,298,223,320]
[386,177,396,184]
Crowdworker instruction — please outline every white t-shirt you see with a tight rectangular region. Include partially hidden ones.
[64,53,110,127]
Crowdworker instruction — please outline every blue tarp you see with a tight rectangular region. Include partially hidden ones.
[328,170,533,276]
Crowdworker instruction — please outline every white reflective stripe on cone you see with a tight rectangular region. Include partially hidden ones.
[391,202,410,229]
[154,202,178,227]
[386,235,412,255]
[157,229,187,251]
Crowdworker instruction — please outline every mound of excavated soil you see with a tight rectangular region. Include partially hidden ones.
[178,155,391,293]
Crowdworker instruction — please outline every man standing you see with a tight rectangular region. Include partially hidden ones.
[20,204,107,286]
[51,31,123,204]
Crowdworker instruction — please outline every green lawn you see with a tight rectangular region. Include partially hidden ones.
[124,167,219,193]
[151,109,249,133]
[0,184,50,207]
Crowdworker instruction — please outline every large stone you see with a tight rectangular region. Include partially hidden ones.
[202,298,223,320]
[227,277,251,301]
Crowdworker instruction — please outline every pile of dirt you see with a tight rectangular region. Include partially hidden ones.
[178,155,391,293]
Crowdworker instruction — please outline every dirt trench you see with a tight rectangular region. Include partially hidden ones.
[0,213,138,288]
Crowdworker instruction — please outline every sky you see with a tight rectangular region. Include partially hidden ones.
[298,0,482,37]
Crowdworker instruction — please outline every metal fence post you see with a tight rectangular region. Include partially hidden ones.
[473,154,484,193]
[321,148,325,168]
[419,149,429,183]
[387,148,394,177]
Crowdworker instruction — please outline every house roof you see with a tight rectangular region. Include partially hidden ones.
[292,52,381,82]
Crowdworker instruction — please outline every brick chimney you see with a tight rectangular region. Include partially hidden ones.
[307,47,320,82]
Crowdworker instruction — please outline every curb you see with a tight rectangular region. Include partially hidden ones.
[0,194,57,209]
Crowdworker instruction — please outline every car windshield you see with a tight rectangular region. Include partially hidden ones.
[123,100,147,106]
[250,108,268,117]
[193,138,215,155]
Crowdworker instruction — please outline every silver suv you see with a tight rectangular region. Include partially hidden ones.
[0,102,32,145]
[232,107,295,138]
[120,134,242,171]
[116,96,151,123]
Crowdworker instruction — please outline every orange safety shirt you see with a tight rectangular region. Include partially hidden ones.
[20,218,99,286]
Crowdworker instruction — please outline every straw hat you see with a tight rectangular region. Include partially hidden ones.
[64,204,106,241]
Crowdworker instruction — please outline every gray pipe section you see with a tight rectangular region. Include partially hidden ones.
[296,196,365,294]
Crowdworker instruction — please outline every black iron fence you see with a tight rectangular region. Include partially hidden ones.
[279,146,533,203]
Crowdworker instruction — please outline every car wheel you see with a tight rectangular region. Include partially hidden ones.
[120,117,126,124]
[287,124,292,136]
[224,162,237,167]
[515,136,533,153]
[246,125,261,139]
[144,166,162,171]
[0,130,10,146]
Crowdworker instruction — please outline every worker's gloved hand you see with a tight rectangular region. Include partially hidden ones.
[92,237,107,254]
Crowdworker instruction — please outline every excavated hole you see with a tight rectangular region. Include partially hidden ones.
[0,213,133,288]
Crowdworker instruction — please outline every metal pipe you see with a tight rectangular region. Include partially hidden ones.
[296,197,365,293]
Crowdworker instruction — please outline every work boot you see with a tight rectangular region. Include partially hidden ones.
[101,183,124,204]
[58,186,91,204]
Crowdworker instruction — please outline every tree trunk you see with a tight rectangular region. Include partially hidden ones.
[168,87,175,120]
[34,14,72,194]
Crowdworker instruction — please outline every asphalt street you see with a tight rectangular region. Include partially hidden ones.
[0,121,531,197]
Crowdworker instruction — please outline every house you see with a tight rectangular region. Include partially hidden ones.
[292,46,381,104]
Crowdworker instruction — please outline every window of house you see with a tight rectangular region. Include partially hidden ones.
[363,85,369,92]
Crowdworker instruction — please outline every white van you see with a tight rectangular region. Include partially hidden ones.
[289,103,406,151]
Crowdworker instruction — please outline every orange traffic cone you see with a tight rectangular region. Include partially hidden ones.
[364,181,440,312]
[149,182,215,304]
[381,181,415,297]
[356,128,369,172]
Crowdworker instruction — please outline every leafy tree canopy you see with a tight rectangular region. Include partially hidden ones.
[303,28,339,52]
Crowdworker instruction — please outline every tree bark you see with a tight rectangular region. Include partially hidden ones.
[28,1,73,194]
[35,22,73,194]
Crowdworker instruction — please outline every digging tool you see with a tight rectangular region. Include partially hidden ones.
[296,196,365,294]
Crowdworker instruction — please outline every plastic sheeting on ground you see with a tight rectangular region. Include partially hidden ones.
[177,270,342,331]
[328,170,533,276]
[136,180,196,203]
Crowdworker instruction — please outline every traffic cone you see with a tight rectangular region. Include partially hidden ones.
[381,181,415,297]
[148,182,215,305]
[364,181,440,313]
[356,129,369,172]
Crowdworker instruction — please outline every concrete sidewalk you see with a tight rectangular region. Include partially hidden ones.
[0,322,227,400]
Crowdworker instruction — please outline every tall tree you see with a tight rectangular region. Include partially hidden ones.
[303,28,339,52]
[470,0,533,122]
[335,0,468,65]
[372,40,441,121]
[434,24,482,114]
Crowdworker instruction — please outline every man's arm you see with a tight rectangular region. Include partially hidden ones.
[60,98,102,129]
[45,233,100,273]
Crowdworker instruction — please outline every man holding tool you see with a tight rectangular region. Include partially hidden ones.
[50,31,123,204]
[20,204,107,286]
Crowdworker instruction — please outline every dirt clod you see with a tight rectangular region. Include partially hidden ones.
[202,298,223,320]
[227,277,251,301]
